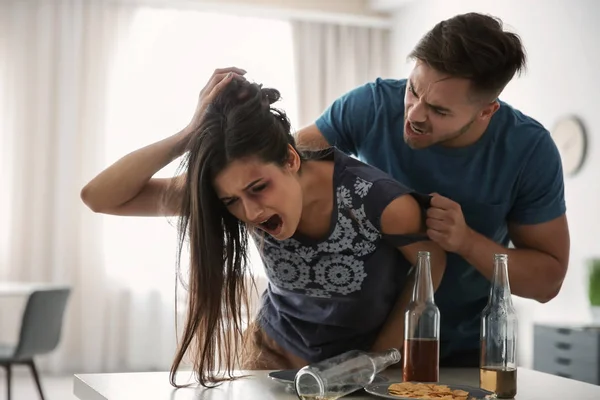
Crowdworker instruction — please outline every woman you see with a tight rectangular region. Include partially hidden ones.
[80,67,447,387]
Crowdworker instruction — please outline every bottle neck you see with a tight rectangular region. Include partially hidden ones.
[412,252,435,303]
[370,348,402,373]
[489,254,513,306]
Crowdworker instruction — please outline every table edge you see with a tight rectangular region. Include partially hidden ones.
[73,374,108,400]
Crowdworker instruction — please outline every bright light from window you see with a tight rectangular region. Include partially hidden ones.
[103,7,297,291]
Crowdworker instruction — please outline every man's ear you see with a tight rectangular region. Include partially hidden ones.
[478,100,500,122]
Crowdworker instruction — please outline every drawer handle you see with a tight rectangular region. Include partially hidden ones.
[557,328,572,335]
[556,357,571,366]
[555,342,571,350]
[556,372,572,379]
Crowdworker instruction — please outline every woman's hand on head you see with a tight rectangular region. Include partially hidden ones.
[186,67,247,134]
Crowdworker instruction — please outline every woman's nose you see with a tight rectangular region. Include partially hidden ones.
[243,200,264,222]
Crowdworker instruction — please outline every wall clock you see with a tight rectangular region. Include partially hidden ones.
[550,115,587,176]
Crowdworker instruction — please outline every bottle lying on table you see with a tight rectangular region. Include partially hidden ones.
[294,348,401,400]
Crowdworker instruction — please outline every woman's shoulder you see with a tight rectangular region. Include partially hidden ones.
[332,148,413,199]
[329,148,431,235]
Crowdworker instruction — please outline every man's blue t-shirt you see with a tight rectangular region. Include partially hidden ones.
[314,78,566,358]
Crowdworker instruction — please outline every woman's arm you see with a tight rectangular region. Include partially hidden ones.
[370,194,447,353]
[80,134,188,216]
[80,67,246,216]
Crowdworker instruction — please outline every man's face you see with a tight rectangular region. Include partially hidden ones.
[403,61,493,149]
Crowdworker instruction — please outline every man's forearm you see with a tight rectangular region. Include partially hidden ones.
[460,229,564,303]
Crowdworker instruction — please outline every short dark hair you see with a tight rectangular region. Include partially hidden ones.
[409,12,527,100]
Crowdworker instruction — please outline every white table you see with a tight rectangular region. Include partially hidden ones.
[74,367,600,400]
[0,282,69,297]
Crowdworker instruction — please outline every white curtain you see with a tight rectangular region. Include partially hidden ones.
[0,0,387,375]
[291,21,391,128]
[98,6,296,372]
[0,0,291,375]
[0,0,141,373]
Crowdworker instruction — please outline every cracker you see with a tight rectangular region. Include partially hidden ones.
[387,382,471,400]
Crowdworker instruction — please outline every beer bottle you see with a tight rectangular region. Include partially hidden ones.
[403,251,440,382]
[480,253,518,398]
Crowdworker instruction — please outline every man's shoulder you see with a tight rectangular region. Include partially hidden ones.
[372,77,408,91]
[344,78,407,107]
[494,100,553,148]
[369,77,407,101]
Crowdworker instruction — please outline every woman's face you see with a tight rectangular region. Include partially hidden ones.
[213,150,303,240]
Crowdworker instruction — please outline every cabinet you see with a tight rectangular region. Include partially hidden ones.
[533,324,600,385]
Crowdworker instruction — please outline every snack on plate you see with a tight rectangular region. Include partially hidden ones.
[387,382,471,399]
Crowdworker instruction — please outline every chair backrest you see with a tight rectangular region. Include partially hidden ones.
[14,287,71,360]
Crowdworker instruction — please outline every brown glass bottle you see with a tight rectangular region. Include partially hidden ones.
[402,251,440,383]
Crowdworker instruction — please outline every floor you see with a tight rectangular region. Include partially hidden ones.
[0,368,76,400]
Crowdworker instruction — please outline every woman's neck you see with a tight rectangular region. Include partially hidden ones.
[295,159,335,240]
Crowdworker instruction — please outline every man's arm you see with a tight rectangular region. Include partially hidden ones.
[295,83,377,154]
[426,132,569,303]
[458,215,569,303]
[370,194,447,353]
[295,124,331,150]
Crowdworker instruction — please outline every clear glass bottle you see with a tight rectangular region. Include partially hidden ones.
[294,348,401,400]
[403,251,440,382]
[479,253,518,398]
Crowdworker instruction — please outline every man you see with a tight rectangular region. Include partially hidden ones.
[296,12,570,366]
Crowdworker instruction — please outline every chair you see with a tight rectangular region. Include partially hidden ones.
[0,287,71,400]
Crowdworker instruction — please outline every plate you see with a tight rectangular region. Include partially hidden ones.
[364,382,495,400]
[268,369,299,385]
[268,369,388,388]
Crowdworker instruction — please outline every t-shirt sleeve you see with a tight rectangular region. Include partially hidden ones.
[362,179,432,247]
[508,131,567,225]
[314,82,376,157]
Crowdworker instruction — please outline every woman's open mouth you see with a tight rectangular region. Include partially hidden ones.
[258,214,283,236]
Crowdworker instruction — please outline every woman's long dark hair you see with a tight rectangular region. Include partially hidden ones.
[168,79,298,387]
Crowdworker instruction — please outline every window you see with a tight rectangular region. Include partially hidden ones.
[103,7,297,291]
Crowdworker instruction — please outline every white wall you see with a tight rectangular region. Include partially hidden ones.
[388,0,600,367]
